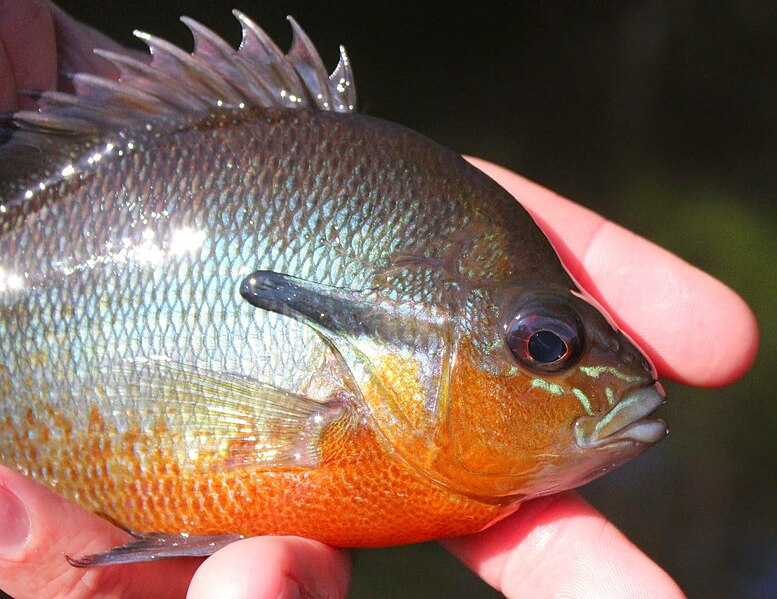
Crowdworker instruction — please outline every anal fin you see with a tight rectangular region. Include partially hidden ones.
[66,532,245,567]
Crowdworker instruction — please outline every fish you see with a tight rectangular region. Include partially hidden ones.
[0,12,667,567]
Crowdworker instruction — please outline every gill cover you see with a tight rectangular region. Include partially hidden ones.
[240,271,580,500]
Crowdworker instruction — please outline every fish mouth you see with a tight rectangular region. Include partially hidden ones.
[574,383,668,450]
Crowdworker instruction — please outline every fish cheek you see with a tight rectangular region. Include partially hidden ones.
[446,338,582,483]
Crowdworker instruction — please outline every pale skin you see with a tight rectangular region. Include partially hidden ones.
[0,2,759,598]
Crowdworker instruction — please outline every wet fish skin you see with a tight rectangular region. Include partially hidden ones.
[0,14,666,564]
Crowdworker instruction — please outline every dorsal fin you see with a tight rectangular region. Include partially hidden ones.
[10,12,355,136]
[0,12,357,210]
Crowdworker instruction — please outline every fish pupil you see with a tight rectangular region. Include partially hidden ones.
[528,330,566,363]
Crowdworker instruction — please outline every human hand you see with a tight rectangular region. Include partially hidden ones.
[0,0,141,113]
[0,2,757,598]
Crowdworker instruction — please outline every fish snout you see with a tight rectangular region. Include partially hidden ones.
[574,382,668,450]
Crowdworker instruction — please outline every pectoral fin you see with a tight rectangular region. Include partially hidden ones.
[67,532,244,567]
[108,357,350,470]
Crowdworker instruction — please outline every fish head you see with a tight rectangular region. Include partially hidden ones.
[435,282,667,500]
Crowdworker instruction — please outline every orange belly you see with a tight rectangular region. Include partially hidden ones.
[7,406,514,547]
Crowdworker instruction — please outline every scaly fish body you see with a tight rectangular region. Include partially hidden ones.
[1,108,526,543]
[0,14,667,564]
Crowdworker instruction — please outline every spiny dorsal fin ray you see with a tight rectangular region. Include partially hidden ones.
[88,49,215,112]
[11,12,357,136]
[287,17,335,111]
[181,16,235,60]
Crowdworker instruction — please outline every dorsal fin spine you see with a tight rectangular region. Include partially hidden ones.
[11,12,357,137]
[287,16,333,111]
[180,16,235,60]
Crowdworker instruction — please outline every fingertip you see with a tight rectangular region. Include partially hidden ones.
[0,0,57,110]
[0,465,200,599]
[0,464,127,558]
[445,494,685,599]
[188,537,351,599]
[0,474,31,559]
[187,539,284,599]
[581,221,759,387]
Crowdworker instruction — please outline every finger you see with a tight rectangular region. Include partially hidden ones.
[443,494,685,599]
[0,0,57,111]
[187,536,351,599]
[0,465,200,599]
[0,0,149,113]
[470,158,758,387]
[49,3,148,80]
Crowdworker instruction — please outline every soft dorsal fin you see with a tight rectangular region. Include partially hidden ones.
[11,12,356,136]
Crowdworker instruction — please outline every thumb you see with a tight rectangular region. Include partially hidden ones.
[0,464,200,599]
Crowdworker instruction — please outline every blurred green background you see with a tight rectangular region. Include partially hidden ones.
[18,1,777,597]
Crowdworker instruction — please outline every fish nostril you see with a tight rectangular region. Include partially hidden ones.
[641,357,653,375]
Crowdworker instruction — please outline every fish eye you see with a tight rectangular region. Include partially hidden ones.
[505,298,584,373]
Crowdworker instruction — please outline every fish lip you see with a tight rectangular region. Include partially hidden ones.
[574,382,668,450]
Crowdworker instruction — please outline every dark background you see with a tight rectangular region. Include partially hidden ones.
[24,1,777,597]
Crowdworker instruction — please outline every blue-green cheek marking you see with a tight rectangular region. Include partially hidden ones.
[580,365,641,384]
[530,379,564,396]
[530,380,596,416]
[595,404,619,433]
[572,388,594,416]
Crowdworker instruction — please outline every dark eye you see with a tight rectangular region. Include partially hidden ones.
[505,298,584,373]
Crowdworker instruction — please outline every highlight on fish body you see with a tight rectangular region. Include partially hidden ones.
[0,11,667,567]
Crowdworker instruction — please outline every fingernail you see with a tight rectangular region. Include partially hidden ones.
[277,577,303,599]
[0,485,31,554]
